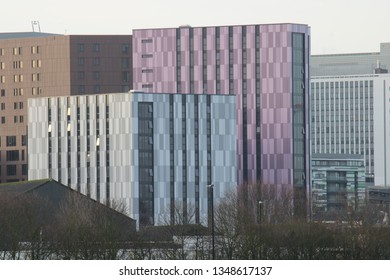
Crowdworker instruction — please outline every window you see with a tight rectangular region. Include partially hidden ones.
[93,57,100,65]
[32,73,41,81]
[1,116,5,123]
[141,38,153,43]
[122,71,130,82]
[93,85,100,93]
[141,69,153,73]
[122,44,129,54]
[31,46,39,54]
[22,164,27,175]
[1,76,5,83]
[78,58,85,65]
[93,43,100,52]
[1,89,5,96]
[78,85,85,94]
[78,71,85,80]
[93,71,100,80]
[122,58,130,69]
[13,47,22,55]
[21,135,27,146]
[78,44,85,52]
[141,54,153,58]
[6,150,19,161]
[142,84,153,89]
[7,165,17,176]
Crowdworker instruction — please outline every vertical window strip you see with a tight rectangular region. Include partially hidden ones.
[242,26,248,182]
[182,95,188,222]
[169,95,175,224]
[255,25,261,182]
[176,28,181,93]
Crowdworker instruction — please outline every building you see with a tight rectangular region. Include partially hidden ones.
[368,187,390,213]
[0,178,136,259]
[132,23,311,210]
[311,154,366,219]
[27,91,237,227]
[0,32,132,183]
[311,42,390,76]
[310,74,390,187]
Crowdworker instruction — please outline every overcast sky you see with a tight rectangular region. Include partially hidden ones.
[1,0,389,55]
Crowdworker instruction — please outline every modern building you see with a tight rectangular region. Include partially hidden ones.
[311,154,366,219]
[132,23,311,211]
[310,74,390,187]
[311,42,390,76]
[0,32,132,183]
[27,91,237,227]
[368,187,390,213]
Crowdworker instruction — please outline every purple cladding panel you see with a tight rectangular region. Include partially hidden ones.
[133,23,311,193]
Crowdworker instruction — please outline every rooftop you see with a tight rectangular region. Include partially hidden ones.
[0,32,61,40]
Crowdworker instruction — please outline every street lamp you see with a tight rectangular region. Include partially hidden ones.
[207,184,215,260]
[258,200,263,224]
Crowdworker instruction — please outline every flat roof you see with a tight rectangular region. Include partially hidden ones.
[0,32,61,40]
[133,22,309,32]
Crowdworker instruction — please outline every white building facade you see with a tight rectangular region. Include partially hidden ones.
[28,92,237,227]
[311,74,390,187]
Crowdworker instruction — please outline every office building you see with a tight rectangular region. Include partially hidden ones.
[311,154,365,218]
[311,42,390,76]
[310,74,390,187]
[27,91,237,227]
[0,32,132,183]
[132,24,311,208]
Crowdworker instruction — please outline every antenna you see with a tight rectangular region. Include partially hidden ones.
[31,21,41,32]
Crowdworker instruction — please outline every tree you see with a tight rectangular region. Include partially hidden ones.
[50,193,133,259]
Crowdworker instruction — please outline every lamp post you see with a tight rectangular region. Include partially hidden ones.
[207,184,215,260]
[258,200,263,224]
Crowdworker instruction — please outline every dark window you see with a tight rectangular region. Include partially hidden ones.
[122,44,129,54]
[122,58,130,69]
[6,150,19,161]
[141,69,153,73]
[6,165,17,176]
[122,72,130,82]
[78,44,84,52]
[93,43,100,52]
[141,84,153,89]
[78,71,85,80]
[6,136,16,146]
[22,164,27,175]
[93,57,100,65]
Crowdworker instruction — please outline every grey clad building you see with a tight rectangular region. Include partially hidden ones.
[311,154,366,218]
[311,42,390,76]
[27,91,237,228]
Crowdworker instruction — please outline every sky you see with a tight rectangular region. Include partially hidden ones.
[1,0,389,55]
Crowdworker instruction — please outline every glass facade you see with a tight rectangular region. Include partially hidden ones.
[292,33,307,214]
[138,102,154,226]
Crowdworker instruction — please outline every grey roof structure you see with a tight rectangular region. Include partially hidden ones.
[311,42,390,76]
[0,32,61,39]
